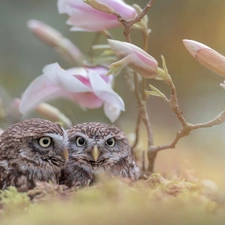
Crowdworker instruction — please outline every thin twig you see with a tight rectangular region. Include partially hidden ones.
[131,114,141,151]
[132,71,154,171]
[147,71,190,171]
[124,70,141,157]
[142,30,149,52]
[147,70,225,172]
[192,110,225,129]
[142,151,146,171]
[133,72,154,147]
[166,74,188,127]
[115,0,155,42]
[148,109,225,155]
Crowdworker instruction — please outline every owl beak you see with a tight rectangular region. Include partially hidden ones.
[91,145,100,161]
[62,149,69,161]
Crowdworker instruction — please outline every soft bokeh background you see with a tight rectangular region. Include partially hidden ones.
[1,0,225,184]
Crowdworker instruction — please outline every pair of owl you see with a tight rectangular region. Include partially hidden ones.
[0,118,140,192]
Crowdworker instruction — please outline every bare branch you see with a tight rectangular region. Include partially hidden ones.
[118,0,155,27]
[147,109,225,163]
[131,71,154,169]
[192,110,225,129]
[133,73,154,147]
[166,74,188,127]
[114,0,155,42]
[147,69,225,172]
[131,114,141,152]
[142,151,146,171]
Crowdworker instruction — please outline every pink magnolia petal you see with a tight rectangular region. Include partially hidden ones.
[19,75,63,114]
[66,92,103,108]
[108,39,158,78]
[59,0,118,31]
[68,11,120,32]
[85,66,113,84]
[20,62,123,122]
[67,66,112,88]
[183,39,225,77]
[183,39,210,58]
[67,67,89,77]
[108,39,152,59]
[43,63,91,92]
[103,102,121,123]
[58,0,136,32]
[20,63,92,114]
[88,71,125,111]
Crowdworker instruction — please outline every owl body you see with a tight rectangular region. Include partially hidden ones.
[0,118,68,192]
[61,122,140,187]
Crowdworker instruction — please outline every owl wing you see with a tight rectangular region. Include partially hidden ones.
[111,157,140,181]
[0,164,7,189]
[0,158,36,191]
[127,160,141,181]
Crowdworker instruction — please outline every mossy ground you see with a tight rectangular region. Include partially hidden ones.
[0,172,225,225]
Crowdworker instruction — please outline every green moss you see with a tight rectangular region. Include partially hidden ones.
[0,187,30,215]
[0,174,224,225]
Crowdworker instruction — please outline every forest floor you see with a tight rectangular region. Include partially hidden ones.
[0,171,225,225]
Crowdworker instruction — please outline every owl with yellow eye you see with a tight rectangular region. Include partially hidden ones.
[0,118,68,192]
[60,122,140,188]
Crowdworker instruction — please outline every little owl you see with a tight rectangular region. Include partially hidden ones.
[0,118,68,192]
[60,122,140,187]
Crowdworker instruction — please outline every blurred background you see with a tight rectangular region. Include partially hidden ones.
[1,0,225,184]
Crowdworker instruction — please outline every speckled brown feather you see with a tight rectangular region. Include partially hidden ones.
[0,118,68,192]
[61,122,140,188]
[66,122,122,140]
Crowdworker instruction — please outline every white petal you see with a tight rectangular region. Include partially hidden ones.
[19,75,62,114]
[88,71,125,111]
[43,63,91,92]
[104,103,121,122]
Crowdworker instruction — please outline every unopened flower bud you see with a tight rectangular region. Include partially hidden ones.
[35,103,72,128]
[183,39,225,77]
[108,39,158,78]
[27,20,82,63]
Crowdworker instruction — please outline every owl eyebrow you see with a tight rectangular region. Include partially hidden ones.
[70,133,87,140]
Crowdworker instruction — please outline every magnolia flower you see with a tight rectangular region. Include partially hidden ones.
[19,63,125,122]
[57,0,137,32]
[108,39,159,78]
[27,19,82,63]
[183,39,225,77]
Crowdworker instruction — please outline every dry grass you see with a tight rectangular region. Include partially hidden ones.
[0,171,225,225]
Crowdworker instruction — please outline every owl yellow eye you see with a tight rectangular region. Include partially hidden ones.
[105,138,116,147]
[76,136,86,147]
[38,137,52,148]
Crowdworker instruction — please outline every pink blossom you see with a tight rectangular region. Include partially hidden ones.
[57,0,137,32]
[108,39,159,78]
[183,39,225,77]
[19,63,125,122]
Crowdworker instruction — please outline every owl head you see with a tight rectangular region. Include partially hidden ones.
[0,118,68,172]
[67,122,131,172]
